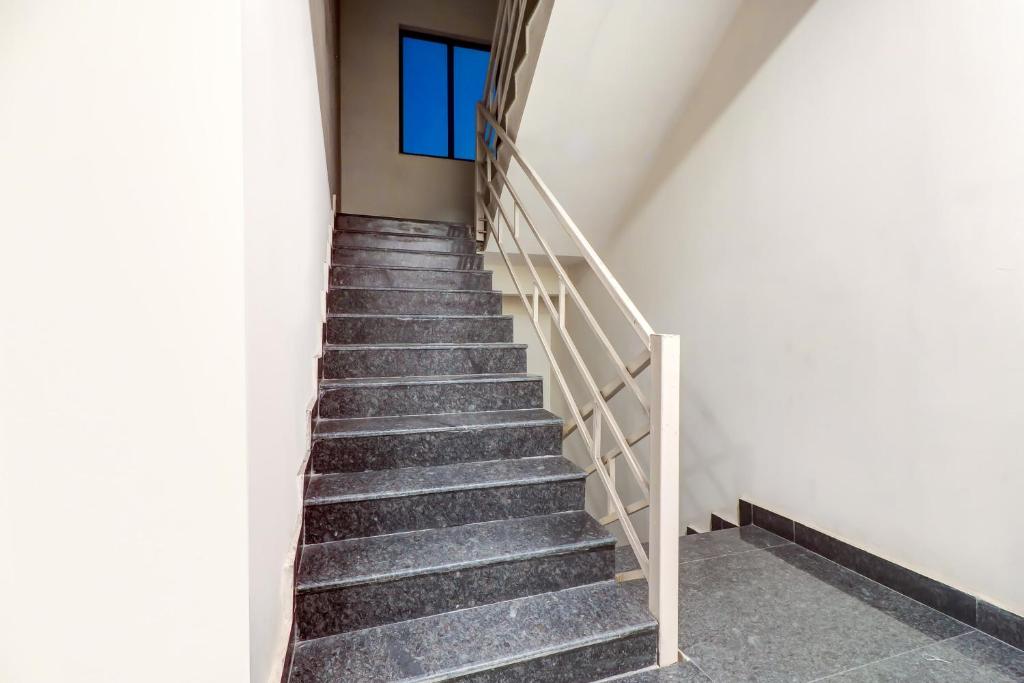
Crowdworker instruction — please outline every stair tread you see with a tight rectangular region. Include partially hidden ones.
[335,227,476,244]
[333,244,479,257]
[289,581,656,682]
[305,455,581,505]
[296,510,612,592]
[318,372,540,388]
[314,408,560,437]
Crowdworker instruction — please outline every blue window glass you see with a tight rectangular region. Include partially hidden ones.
[401,36,449,157]
[452,46,490,160]
[400,32,489,160]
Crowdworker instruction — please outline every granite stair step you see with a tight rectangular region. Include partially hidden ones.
[303,456,584,543]
[326,314,512,345]
[334,229,478,255]
[322,342,526,379]
[295,511,615,639]
[311,408,562,473]
[332,246,483,270]
[318,373,542,418]
[327,286,501,316]
[335,213,473,239]
[288,581,657,682]
[330,264,492,291]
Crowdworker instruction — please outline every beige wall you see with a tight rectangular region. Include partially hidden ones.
[310,0,342,198]
[338,0,497,224]
[543,0,1024,615]
[244,1,334,682]
[0,1,250,680]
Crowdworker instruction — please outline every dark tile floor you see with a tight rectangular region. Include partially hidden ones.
[615,527,1024,682]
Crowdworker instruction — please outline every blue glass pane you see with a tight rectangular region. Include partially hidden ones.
[453,46,490,160]
[402,37,448,157]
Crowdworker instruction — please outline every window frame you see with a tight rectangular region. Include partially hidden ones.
[398,29,490,162]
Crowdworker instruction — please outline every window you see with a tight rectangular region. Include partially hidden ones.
[400,30,490,161]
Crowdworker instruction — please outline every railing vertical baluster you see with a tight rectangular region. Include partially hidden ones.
[532,285,539,323]
[649,333,681,666]
[558,278,566,331]
[474,109,482,241]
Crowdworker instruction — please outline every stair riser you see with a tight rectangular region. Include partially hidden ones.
[330,266,491,291]
[336,215,472,239]
[323,346,526,379]
[327,289,501,316]
[456,631,657,683]
[312,422,561,473]
[334,231,477,254]
[333,247,483,270]
[304,479,584,543]
[295,546,613,639]
[319,378,542,418]
[327,316,512,344]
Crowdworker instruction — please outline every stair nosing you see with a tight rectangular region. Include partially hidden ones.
[304,455,581,506]
[333,244,482,258]
[296,512,613,593]
[323,342,527,350]
[326,313,512,320]
[313,408,561,438]
[331,263,491,275]
[318,372,542,388]
[328,285,498,295]
[338,212,471,229]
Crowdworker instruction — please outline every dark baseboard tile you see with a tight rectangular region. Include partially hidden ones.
[710,514,737,531]
[738,499,753,527]
[750,503,795,541]
[793,522,977,626]
[978,599,1024,651]
[685,526,699,535]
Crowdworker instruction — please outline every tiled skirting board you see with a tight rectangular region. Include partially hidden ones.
[739,499,1024,652]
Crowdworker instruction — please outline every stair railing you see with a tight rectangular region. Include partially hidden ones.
[473,100,681,667]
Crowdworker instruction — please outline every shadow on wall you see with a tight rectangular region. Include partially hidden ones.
[616,0,816,232]
[309,0,342,198]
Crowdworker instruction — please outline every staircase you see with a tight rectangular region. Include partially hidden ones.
[287,214,658,682]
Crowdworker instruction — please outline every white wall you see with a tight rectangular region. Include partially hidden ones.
[557,0,1024,615]
[243,1,333,681]
[0,2,249,681]
[339,0,497,224]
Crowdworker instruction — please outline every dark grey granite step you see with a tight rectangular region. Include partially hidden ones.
[334,230,478,254]
[326,314,512,344]
[327,286,501,316]
[288,581,657,682]
[303,456,584,543]
[322,342,526,379]
[311,408,562,473]
[330,264,492,291]
[332,246,483,270]
[336,213,473,239]
[318,373,542,418]
[295,511,615,639]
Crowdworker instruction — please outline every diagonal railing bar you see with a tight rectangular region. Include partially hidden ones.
[600,498,650,527]
[477,198,651,578]
[477,168,647,493]
[583,426,651,476]
[479,171,650,494]
[482,150,651,418]
[562,349,651,439]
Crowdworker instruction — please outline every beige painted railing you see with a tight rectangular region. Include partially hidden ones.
[474,9,680,664]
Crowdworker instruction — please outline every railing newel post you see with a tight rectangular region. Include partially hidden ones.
[649,333,681,666]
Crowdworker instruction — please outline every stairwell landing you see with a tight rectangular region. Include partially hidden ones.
[286,213,659,682]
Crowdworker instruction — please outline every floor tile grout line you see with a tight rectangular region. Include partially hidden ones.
[805,631,972,681]
[680,650,715,681]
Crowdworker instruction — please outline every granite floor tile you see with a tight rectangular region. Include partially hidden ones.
[615,526,791,574]
[621,542,971,682]
[610,660,711,681]
[818,630,1024,682]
